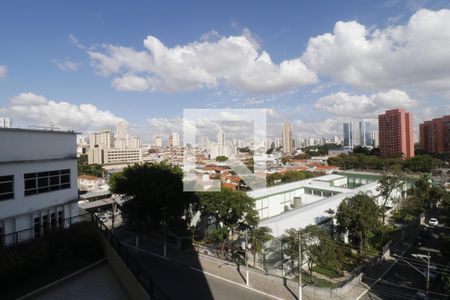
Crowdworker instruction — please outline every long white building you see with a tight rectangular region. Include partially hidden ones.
[247,172,397,236]
[0,128,79,247]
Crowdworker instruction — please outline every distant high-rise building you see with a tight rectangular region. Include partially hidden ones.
[116,122,128,139]
[343,121,354,149]
[282,121,293,154]
[0,117,12,128]
[378,109,414,158]
[217,129,225,146]
[128,136,141,148]
[171,132,180,147]
[198,135,209,149]
[359,120,372,147]
[154,136,163,147]
[274,137,281,149]
[372,131,379,148]
[90,130,114,149]
[419,115,450,153]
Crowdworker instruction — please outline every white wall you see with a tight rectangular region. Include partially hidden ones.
[0,129,76,162]
[0,159,78,220]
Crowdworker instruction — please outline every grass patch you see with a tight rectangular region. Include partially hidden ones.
[299,273,337,288]
[313,265,342,278]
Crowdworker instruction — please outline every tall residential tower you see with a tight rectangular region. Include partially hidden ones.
[378,109,414,158]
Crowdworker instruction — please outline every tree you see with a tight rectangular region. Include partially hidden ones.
[250,226,273,267]
[413,174,433,221]
[77,154,104,177]
[403,155,443,173]
[281,171,314,183]
[238,147,251,153]
[280,225,339,277]
[109,161,196,232]
[376,173,406,224]
[197,188,259,256]
[267,173,283,186]
[215,155,228,162]
[336,193,381,259]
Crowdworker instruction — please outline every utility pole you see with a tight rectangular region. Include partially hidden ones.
[281,239,285,277]
[298,231,302,300]
[161,207,167,258]
[394,253,431,299]
[245,228,249,286]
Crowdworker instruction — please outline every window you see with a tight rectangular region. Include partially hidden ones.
[0,175,14,201]
[58,211,63,227]
[34,217,41,238]
[24,169,71,196]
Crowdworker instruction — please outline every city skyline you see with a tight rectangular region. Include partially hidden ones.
[1,2,450,143]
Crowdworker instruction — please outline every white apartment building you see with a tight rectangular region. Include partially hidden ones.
[0,117,12,128]
[88,147,143,165]
[154,136,163,147]
[128,136,141,148]
[90,130,114,149]
[282,121,293,154]
[171,132,180,147]
[0,128,79,247]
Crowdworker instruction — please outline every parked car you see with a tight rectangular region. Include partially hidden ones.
[428,218,439,226]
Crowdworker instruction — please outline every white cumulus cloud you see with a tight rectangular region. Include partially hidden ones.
[302,9,450,95]
[3,92,126,132]
[314,89,417,118]
[88,30,317,93]
[53,59,81,71]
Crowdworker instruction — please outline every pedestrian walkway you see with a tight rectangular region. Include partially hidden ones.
[115,227,366,300]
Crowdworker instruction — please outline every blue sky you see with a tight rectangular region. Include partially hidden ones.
[1,0,450,142]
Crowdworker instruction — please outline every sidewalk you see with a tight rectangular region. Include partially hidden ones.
[115,228,366,300]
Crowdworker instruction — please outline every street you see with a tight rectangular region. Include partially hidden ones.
[361,221,450,300]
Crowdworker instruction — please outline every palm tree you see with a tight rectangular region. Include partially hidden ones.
[250,226,273,267]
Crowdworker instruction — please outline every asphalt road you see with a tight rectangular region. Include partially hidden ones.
[362,222,450,300]
[130,249,281,300]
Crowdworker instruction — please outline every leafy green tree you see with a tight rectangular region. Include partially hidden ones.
[110,161,197,232]
[215,155,228,162]
[197,188,259,256]
[281,171,314,183]
[376,173,406,224]
[336,193,381,259]
[403,155,443,173]
[280,225,340,277]
[250,226,273,267]
[77,154,104,177]
[266,148,274,155]
[327,153,443,173]
[267,173,283,186]
[238,147,251,153]
[413,174,433,221]
[353,146,370,155]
